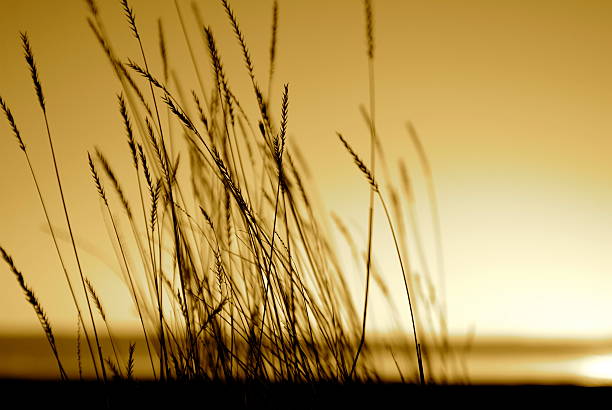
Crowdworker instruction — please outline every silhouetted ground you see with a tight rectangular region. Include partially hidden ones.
[2,336,612,407]
[0,380,609,409]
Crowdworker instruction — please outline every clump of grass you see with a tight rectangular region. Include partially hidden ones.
[0,0,453,386]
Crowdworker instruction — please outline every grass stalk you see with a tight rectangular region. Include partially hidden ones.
[0,247,68,380]
[20,32,107,381]
[349,0,376,378]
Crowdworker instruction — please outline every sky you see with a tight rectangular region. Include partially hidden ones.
[2,0,612,343]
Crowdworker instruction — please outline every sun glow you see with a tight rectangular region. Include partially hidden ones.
[579,354,612,382]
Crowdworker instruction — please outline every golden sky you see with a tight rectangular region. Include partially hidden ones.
[2,0,612,342]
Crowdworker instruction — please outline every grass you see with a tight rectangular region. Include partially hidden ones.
[0,0,454,393]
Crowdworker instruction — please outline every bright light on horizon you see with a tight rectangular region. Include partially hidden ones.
[579,354,612,382]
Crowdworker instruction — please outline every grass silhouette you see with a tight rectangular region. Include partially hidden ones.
[0,0,453,394]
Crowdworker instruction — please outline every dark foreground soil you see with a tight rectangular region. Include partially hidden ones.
[0,380,609,409]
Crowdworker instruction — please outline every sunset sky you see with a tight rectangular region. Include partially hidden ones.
[2,0,612,344]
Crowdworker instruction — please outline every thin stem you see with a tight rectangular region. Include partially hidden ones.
[41,110,107,382]
[378,194,425,384]
[349,2,376,378]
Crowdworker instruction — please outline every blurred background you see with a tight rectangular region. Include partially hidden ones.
[2,0,612,383]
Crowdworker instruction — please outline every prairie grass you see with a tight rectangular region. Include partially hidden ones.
[0,0,454,387]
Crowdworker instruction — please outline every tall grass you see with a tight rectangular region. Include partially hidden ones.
[0,0,453,385]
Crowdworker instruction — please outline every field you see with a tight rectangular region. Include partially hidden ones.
[1,0,611,406]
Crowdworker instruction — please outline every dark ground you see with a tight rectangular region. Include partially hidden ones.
[0,380,609,409]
